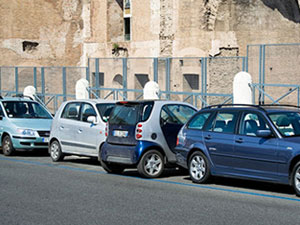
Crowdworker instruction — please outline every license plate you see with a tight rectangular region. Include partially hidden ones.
[113,130,128,138]
[42,138,49,143]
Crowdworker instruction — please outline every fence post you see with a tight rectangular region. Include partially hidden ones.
[246,45,249,72]
[86,58,90,82]
[41,67,45,102]
[15,67,18,93]
[165,58,170,100]
[0,67,2,95]
[33,67,37,89]
[262,44,266,104]
[95,58,100,98]
[201,57,208,108]
[153,58,158,82]
[62,67,67,102]
[122,58,128,100]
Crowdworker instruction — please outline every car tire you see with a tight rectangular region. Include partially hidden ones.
[188,151,211,184]
[50,140,64,162]
[137,150,164,178]
[292,161,300,196]
[2,135,15,156]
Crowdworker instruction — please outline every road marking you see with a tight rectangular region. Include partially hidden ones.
[1,156,300,202]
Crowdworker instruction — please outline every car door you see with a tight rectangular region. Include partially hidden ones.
[233,111,279,180]
[74,103,100,156]
[58,102,81,153]
[202,110,239,172]
[160,104,197,151]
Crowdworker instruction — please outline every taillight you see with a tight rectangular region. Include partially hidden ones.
[136,123,143,139]
[176,137,179,146]
[105,123,108,137]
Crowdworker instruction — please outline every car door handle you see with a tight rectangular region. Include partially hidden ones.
[235,138,243,143]
[77,129,82,134]
[59,126,64,130]
[204,135,211,140]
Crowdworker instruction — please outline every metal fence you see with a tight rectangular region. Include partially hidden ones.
[0,43,300,112]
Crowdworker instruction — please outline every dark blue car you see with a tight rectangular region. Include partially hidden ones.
[175,104,300,196]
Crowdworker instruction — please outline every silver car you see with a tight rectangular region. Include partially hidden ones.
[49,99,115,161]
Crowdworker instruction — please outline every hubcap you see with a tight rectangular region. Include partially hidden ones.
[190,155,206,181]
[3,138,10,153]
[144,153,162,176]
[50,142,59,159]
[294,167,300,192]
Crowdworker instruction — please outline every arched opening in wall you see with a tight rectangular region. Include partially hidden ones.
[183,74,200,92]
[113,74,123,88]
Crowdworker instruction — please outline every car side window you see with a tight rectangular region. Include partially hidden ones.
[0,105,4,117]
[239,112,270,137]
[187,112,211,130]
[80,103,97,123]
[61,102,81,120]
[205,111,238,134]
[160,105,197,125]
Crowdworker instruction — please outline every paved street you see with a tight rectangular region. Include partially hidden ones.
[1,151,300,225]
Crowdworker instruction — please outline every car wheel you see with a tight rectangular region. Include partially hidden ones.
[50,140,64,162]
[292,162,300,196]
[189,151,211,184]
[2,135,15,156]
[137,150,164,178]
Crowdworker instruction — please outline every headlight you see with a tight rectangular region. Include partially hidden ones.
[17,129,38,136]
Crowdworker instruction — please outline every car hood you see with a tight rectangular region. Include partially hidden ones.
[9,118,52,130]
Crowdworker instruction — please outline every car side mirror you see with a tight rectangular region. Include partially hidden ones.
[256,130,272,138]
[87,116,98,124]
[0,116,3,120]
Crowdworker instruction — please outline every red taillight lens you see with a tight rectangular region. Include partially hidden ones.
[137,124,142,128]
[176,137,179,146]
[136,134,142,139]
[137,129,142,133]
[105,123,108,137]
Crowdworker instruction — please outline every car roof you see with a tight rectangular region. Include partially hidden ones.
[0,96,36,102]
[201,104,300,113]
[115,100,196,107]
[63,99,116,104]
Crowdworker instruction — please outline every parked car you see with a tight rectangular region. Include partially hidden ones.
[175,104,300,196]
[100,100,197,178]
[0,96,53,156]
[49,99,115,161]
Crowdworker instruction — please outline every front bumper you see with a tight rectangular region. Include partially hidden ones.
[12,135,49,150]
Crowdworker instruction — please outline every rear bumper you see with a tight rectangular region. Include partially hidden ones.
[101,140,160,165]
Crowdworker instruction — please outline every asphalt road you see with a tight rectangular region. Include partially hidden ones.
[1,151,300,225]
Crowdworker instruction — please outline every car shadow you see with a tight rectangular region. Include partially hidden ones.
[0,149,50,157]
[63,157,100,166]
[183,176,295,196]
[121,167,189,178]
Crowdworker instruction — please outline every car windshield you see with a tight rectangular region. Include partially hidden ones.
[3,101,52,119]
[268,112,300,137]
[96,103,115,122]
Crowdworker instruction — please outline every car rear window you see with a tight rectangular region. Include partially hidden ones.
[96,103,115,122]
[109,102,154,125]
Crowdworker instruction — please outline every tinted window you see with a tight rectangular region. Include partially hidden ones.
[0,105,4,117]
[188,112,211,130]
[109,104,139,126]
[239,112,270,136]
[3,101,52,119]
[160,105,196,125]
[269,112,300,137]
[80,103,96,123]
[61,102,81,120]
[205,111,238,134]
[96,103,115,122]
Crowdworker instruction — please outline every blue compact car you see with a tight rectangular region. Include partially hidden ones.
[100,100,197,178]
[175,104,300,196]
[0,96,52,156]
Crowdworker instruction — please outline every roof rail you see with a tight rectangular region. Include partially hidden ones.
[260,104,300,109]
[12,94,34,101]
[203,104,267,112]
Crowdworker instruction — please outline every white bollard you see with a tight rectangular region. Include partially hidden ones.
[233,72,253,105]
[143,81,160,100]
[76,78,89,100]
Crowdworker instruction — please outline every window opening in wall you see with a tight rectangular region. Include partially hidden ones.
[92,72,104,87]
[113,74,123,86]
[135,74,149,88]
[124,18,131,41]
[184,74,199,90]
[22,41,39,52]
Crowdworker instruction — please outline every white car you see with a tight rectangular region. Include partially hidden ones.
[49,99,115,161]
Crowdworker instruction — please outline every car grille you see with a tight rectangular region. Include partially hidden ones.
[37,131,50,137]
